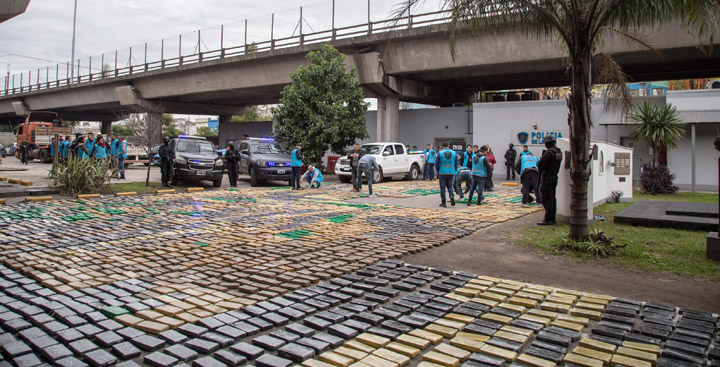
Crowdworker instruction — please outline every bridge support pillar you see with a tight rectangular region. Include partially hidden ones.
[101,121,112,135]
[377,96,399,142]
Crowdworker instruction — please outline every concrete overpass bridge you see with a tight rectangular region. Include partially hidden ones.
[1,8,719,141]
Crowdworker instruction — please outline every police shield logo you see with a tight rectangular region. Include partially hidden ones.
[517,132,529,144]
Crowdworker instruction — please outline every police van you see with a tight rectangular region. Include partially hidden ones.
[169,136,225,187]
[231,138,293,186]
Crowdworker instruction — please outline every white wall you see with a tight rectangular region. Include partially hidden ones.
[591,142,634,205]
[667,88,720,110]
[364,107,472,148]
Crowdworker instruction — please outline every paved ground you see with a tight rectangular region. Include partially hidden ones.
[0,172,715,367]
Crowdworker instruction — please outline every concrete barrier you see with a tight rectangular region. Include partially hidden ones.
[25,196,53,202]
[77,194,102,199]
[186,187,204,193]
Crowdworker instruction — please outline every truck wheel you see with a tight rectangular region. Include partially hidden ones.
[39,150,48,163]
[372,168,384,184]
[213,178,222,188]
[407,164,420,181]
[338,175,351,183]
[249,167,258,187]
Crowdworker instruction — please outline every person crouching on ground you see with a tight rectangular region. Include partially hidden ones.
[302,165,323,189]
[453,165,472,200]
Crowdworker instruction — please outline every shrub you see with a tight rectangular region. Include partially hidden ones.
[639,164,678,195]
[55,156,113,196]
[556,229,626,257]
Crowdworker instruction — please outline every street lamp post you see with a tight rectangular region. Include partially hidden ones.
[70,0,78,82]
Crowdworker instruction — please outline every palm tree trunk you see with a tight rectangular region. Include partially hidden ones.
[652,143,657,168]
[568,46,592,240]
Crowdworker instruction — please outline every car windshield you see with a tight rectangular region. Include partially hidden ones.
[176,139,215,154]
[251,143,286,154]
[361,145,383,155]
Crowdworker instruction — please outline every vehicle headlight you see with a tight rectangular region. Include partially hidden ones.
[175,157,187,164]
[214,159,223,167]
[256,160,267,167]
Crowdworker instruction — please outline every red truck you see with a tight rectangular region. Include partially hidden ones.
[15,111,72,162]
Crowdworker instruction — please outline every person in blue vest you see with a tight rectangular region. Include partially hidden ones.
[435,142,457,207]
[462,145,473,169]
[468,146,493,206]
[108,134,119,169]
[290,143,303,190]
[117,136,127,179]
[301,165,323,189]
[426,145,437,180]
[521,145,529,156]
[60,136,71,161]
[85,133,95,157]
[515,150,540,204]
[92,135,108,160]
[453,166,472,200]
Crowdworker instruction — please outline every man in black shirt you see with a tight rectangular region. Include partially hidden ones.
[504,143,517,180]
[537,135,563,225]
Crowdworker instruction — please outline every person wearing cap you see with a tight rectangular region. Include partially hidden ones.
[504,143,517,180]
[158,136,173,186]
[290,143,303,190]
[537,135,563,225]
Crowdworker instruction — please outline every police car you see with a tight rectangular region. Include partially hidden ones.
[169,136,224,187]
[231,138,293,186]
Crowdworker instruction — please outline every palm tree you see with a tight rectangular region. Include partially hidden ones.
[629,101,686,167]
[394,0,719,239]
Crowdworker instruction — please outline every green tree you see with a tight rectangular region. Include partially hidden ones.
[231,106,272,122]
[162,114,182,137]
[629,101,686,166]
[112,125,135,136]
[272,43,370,169]
[397,0,719,239]
[197,126,218,137]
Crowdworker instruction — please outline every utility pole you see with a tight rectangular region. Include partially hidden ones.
[70,0,78,82]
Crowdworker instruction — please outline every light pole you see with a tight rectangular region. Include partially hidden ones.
[70,0,78,82]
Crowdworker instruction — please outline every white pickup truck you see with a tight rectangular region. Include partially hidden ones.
[334,142,425,184]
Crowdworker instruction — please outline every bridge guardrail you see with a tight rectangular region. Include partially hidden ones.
[1,2,453,98]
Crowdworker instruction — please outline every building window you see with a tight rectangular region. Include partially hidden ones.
[599,151,605,174]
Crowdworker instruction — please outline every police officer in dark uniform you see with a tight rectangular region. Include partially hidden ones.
[158,136,175,188]
[537,135,563,225]
[225,143,240,187]
[504,143,517,180]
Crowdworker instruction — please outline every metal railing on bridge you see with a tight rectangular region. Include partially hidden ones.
[1,0,452,97]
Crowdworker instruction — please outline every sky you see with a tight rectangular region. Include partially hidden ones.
[1,0,443,80]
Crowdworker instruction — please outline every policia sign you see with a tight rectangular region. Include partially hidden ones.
[512,130,567,146]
